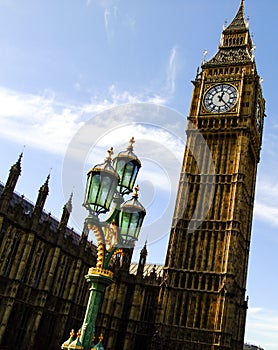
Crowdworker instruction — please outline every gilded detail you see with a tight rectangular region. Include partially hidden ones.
[88,267,114,279]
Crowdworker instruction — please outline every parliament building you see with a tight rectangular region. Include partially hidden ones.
[0,1,266,349]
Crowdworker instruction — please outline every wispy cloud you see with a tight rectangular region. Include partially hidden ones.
[0,82,185,242]
[254,202,278,226]
[104,7,116,38]
[124,14,136,31]
[86,0,117,7]
[254,180,278,226]
[245,307,278,350]
[0,87,82,154]
[104,8,110,31]
[86,0,119,38]
[0,84,173,156]
[166,47,177,95]
[86,0,135,38]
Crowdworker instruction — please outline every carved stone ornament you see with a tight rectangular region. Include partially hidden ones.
[204,48,252,66]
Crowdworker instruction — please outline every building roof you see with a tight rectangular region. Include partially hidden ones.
[244,344,265,350]
[130,263,164,278]
[0,181,83,246]
[224,0,247,33]
[203,0,253,68]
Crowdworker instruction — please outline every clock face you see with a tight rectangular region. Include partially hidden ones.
[204,84,238,113]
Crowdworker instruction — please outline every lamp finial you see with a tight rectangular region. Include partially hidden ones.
[127,137,135,151]
[106,147,114,162]
[133,184,139,199]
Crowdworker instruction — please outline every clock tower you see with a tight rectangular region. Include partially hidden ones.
[159,1,265,349]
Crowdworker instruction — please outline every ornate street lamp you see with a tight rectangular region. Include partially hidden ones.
[61,138,146,350]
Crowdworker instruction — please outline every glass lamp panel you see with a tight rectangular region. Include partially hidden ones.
[88,173,100,206]
[84,170,118,214]
[120,211,132,242]
[114,159,125,180]
[122,162,134,189]
[98,175,112,210]
[84,172,92,208]
[84,172,101,213]
[119,210,145,243]
[115,158,140,195]
[127,213,140,240]
[106,181,117,209]
[129,162,140,189]
[98,173,118,211]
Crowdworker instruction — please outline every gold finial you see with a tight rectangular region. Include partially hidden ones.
[133,184,139,198]
[92,334,95,342]
[127,137,135,151]
[18,145,26,162]
[76,329,82,338]
[98,334,104,343]
[106,147,114,162]
[202,49,208,65]
[70,329,75,338]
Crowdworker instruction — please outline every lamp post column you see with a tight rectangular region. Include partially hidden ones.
[80,273,113,350]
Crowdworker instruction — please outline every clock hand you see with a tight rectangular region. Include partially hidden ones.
[222,99,230,108]
[217,91,225,102]
[217,94,231,108]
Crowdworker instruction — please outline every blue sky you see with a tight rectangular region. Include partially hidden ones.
[0,0,277,348]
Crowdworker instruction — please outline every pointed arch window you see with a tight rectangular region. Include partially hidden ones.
[201,275,206,290]
[141,289,154,322]
[33,247,49,288]
[3,303,31,348]
[2,232,20,276]
[0,225,6,246]
[58,259,71,297]
[22,243,36,283]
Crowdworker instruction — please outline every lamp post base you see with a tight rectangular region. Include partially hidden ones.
[61,272,113,350]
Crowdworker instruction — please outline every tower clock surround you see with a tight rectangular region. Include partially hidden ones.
[203,83,238,113]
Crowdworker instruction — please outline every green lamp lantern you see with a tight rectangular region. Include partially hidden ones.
[118,184,146,246]
[113,137,141,195]
[83,147,119,216]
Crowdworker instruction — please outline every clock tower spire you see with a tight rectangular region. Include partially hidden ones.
[159,1,265,349]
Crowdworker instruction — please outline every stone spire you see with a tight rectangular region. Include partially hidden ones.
[0,152,23,211]
[57,193,73,236]
[224,0,247,33]
[137,241,148,277]
[2,153,22,193]
[203,0,253,68]
[32,174,50,220]
[79,219,90,247]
